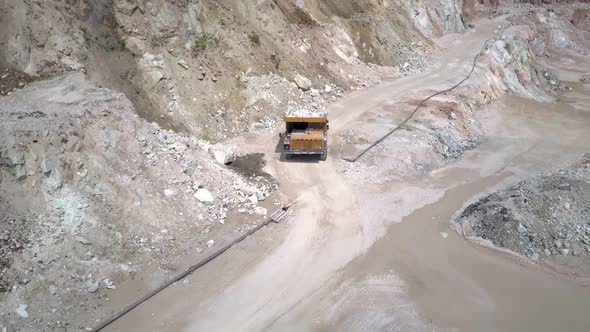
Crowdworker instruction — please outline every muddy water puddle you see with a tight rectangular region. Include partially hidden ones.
[329,93,590,331]
[366,174,590,332]
[228,153,275,183]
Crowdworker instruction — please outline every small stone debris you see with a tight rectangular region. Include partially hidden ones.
[177,59,190,70]
[293,73,312,91]
[248,194,258,205]
[564,202,571,210]
[86,279,99,293]
[206,239,215,248]
[560,248,570,256]
[440,232,448,239]
[194,189,214,204]
[103,278,116,290]
[15,304,29,319]
[209,144,237,165]
[516,223,528,235]
[253,206,267,216]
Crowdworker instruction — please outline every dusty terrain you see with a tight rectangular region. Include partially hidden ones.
[1,1,590,332]
[105,3,590,332]
[0,73,284,331]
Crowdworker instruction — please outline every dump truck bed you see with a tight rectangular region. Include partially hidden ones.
[289,129,325,151]
[282,109,328,160]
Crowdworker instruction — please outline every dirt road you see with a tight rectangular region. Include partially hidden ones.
[108,13,590,332]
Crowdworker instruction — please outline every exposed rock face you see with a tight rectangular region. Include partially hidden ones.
[0,0,117,75]
[1,1,582,331]
[0,73,278,330]
[474,23,571,104]
[402,0,467,38]
[0,0,474,141]
[209,144,238,165]
[294,73,312,91]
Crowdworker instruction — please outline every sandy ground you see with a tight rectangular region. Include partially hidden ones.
[106,9,590,332]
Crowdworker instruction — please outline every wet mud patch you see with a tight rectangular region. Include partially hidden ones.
[228,153,276,183]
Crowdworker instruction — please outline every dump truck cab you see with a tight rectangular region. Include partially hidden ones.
[283,109,328,161]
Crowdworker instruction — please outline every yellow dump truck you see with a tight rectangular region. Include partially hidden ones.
[282,109,328,161]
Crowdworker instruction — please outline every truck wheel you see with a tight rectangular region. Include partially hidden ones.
[285,154,292,160]
[320,153,327,161]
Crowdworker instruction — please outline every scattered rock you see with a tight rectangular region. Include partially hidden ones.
[15,165,27,181]
[86,280,99,293]
[253,206,267,215]
[440,231,448,239]
[177,59,190,70]
[564,202,571,210]
[517,223,528,235]
[194,189,214,204]
[293,73,312,91]
[561,248,570,256]
[449,112,457,120]
[544,248,551,256]
[15,304,29,319]
[554,240,563,248]
[248,194,258,205]
[103,278,116,290]
[209,144,237,165]
[164,189,175,197]
[206,239,215,248]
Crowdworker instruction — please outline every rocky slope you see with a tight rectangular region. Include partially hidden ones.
[0,73,279,331]
[336,6,582,183]
[0,0,471,140]
[0,1,479,330]
[451,2,590,285]
[1,1,588,331]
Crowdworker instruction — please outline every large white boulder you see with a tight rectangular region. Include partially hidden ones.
[294,73,312,91]
[194,188,214,204]
[209,144,237,165]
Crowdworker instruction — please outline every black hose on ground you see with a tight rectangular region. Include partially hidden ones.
[344,36,496,163]
[90,34,500,332]
[90,206,292,332]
